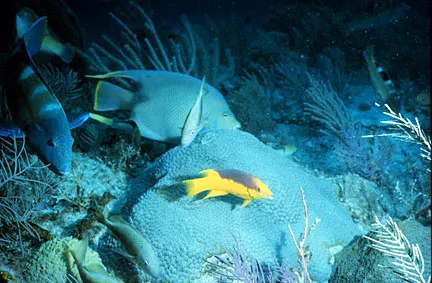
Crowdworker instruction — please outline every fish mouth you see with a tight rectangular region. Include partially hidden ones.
[48,164,71,176]
[233,122,242,129]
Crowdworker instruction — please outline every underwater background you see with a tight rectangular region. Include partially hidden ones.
[0,0,430,282]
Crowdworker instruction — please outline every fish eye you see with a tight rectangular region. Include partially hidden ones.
[47,139,56,147]
[144,260,149,266]
[222,112,229,117]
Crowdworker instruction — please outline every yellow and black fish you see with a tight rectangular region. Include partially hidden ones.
[182,169,272,207]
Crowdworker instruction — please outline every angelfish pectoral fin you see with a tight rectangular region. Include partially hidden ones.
[132,126,141,146]
[203,190,229,200]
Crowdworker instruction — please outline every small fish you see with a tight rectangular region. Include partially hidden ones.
[181,75,206,147]
[15,7,74,63]
[363,45,397,104]
[86,70,241,144]
[3,17,74,175]
[97,210,162,280]
[281,144,297,155]
[69,238,124,283]
[182,169,273,207]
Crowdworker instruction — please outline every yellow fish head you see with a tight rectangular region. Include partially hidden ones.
[248,177,272,200]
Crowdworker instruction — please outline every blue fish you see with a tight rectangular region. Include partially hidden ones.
[1,17,86,175]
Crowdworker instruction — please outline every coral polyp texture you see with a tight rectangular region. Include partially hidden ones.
[130,129,361,281]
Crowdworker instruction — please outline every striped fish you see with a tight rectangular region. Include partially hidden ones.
[3,17,74,175]
[363,45,397,103]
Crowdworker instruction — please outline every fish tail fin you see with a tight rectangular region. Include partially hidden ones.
[183,178,208,198]
[93,80,134,111]
[363,45,374,62]
[41,36,75,63]
[96,207,109,225]
[70,238,88,266]
[22,16,48,58]
[183,169,219,198]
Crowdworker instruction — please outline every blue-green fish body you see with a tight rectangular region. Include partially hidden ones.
[4,17,73,174]
[98,211,162,280]
[87,70,241,144]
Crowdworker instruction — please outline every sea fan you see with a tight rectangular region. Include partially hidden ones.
[363,216,430,283]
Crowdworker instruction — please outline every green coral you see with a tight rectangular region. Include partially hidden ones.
[20,237,104,283]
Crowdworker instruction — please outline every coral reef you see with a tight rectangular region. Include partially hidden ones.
[18,237,105,283]
[130,129,361,281]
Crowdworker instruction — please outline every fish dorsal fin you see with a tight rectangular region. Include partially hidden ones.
[108,215,128,225]
[199,169,219,178]
[86,70,141,82]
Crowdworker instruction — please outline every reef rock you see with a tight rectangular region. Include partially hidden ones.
[130,129,362,282]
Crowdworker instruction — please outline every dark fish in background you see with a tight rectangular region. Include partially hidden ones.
[2,17,74,175]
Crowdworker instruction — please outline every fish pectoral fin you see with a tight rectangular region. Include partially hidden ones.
[114,248,135,261]
[132,126,141,146]
[69,113,90,129]
[203,190,228,200]
[0,122,26,138]
[241,199,252,207]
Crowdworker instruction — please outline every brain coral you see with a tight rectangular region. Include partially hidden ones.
[19,237,105,283]
[130,129,361,282]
